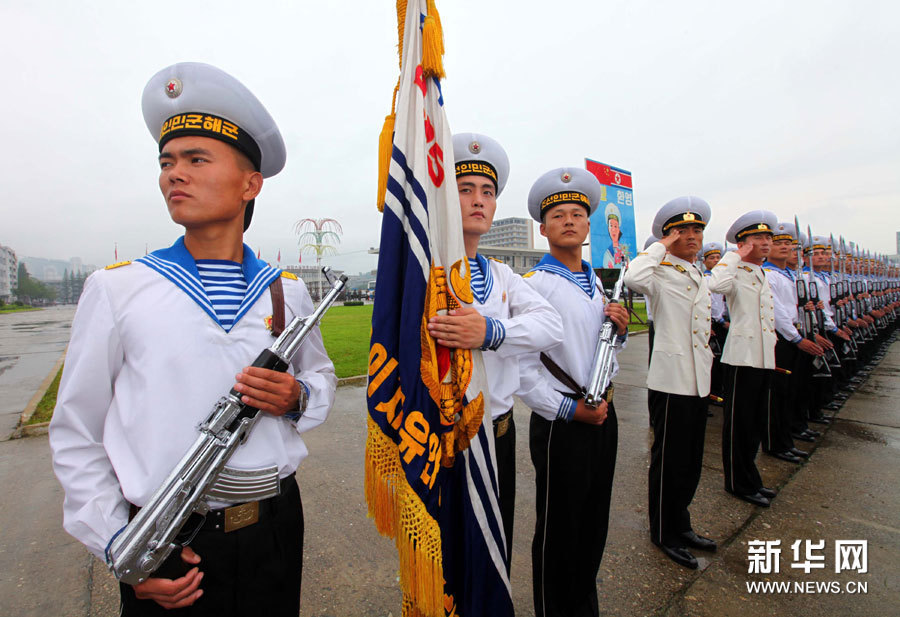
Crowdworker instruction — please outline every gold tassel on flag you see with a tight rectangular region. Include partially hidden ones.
[422,0,445,79]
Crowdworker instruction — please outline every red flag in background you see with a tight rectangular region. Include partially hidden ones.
[299,251,302,264]
[114,242,118,261]
[257,248,261,259]
[277,249,282,264]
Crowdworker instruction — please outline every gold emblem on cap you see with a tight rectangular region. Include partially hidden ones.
[683,212,696,221]
[758,223,769,230]
[165,78,183,99]
[561,172,572,183]
[469,141,481,154]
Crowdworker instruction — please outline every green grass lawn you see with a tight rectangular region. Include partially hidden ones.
[319,304,373,378]
[27,366,62,425]
[0,305,40,314]
[627,300,649,333]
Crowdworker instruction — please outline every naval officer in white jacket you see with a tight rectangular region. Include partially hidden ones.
[708,211,778,508]
[624,197,717,570]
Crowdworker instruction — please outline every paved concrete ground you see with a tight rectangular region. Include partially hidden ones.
[0,306,897,616]
[0,306,74,439]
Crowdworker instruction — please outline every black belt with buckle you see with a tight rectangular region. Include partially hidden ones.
[493,409,513,438]
[129,473,296,537]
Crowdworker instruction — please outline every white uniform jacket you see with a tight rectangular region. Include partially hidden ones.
[49,241,337,559]
[472,255,564,418]
[763,263,802,343]
[624,242,713,397]
[516,260,625,422]
[708,251,776,369]
[704,271,728,323]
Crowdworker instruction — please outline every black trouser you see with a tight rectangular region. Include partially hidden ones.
[120,477,304,616]
[764,337,797,453]
[722,364,771,496]
[789,343,813,434]
[647,321,655,425]
[709,322,728,398]
[493,410,516,571]
[531,405,618,617]
[647,390,707,547]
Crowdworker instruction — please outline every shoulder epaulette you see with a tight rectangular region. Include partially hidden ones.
[660,262,687,273]
[105,261,132,270]
[636,251,648,256]
[488,257,503,263]
[522,271,536,278]
[280,271,299,280]
[738,265,754,272]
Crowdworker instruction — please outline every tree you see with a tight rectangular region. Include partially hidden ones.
[15,263,57,304]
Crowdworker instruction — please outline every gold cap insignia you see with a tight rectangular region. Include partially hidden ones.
[469,141,481,154]
[165,78,183,99]
[683,212,696,221]
[758,223,770,230]
[264,315,273,331]
[561,172,572,183]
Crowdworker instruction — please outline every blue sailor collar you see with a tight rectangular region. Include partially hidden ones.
[137,236,281,332]
[530,253,598,298]
[762,261,794,281]
[469,253,494,304]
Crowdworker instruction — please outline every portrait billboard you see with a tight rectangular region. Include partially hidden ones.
[586,158,636,269]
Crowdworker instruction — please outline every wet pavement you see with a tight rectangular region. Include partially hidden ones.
[0,308,897,616]
[0,306,74,439]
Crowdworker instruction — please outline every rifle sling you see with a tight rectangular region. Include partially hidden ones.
[269,276,286,337]
[539,352,585,400]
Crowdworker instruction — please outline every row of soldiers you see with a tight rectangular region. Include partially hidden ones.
[635,204,899,571]
[47,60,898,617]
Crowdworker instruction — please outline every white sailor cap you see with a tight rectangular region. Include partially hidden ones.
[643,234,660,250]
[651,196,711,238]
[605,203,621,222]
[773,221,799,243]
[726,210,778,243]
[452,133,510,195]
[805,234,831,253]
[527,167,602,222]
[702,242,724,258]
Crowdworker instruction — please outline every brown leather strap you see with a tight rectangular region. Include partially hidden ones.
[539,352,585,399]
[269,276,285,337]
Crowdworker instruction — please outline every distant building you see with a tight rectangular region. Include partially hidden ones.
[19,256,98,282]
[346,270,377,292]
[283,265,345,300]
[1,244,17,302]
[480,217,533,249]
[478,245,548,275]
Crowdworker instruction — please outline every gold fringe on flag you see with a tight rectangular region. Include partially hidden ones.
[366,416,445,617]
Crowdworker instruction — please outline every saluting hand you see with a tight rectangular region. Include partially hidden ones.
[657,228,682,249]
[573,399,608,425]
[427,308,487,349]
[133,546,203,609]
[233,367,302,416]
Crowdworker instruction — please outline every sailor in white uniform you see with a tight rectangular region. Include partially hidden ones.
[49,63,336,615]
[709,210,778,508]
[426,133,562,571]
[624,197,717,570]
[517,168,628,617]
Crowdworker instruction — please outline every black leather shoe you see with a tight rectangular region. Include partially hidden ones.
[680,530,717,552]
[729,491,771,507]
[770,451,802,463]
[654,543,698,569]
[758,487,777,499]
[789,447,809,458]
[805,428,822,438]
[792,431,816,443]
[809,416,832,425]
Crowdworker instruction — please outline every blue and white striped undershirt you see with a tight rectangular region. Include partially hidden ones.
[196,260,247,332]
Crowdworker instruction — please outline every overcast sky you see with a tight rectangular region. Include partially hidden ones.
[3,0,899,274]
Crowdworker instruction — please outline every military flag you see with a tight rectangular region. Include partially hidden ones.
[365,1,513,616]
